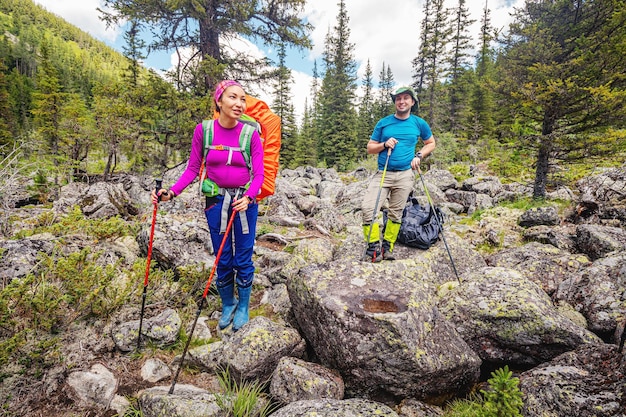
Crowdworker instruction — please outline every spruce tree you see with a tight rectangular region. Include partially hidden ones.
[272,43,298,169]
[468,0,496,145]
[316,0,359,171]
[499,0,626,198]
[357,59,376,151]
[445,0,475,133]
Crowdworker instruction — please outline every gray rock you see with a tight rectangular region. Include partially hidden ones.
[438,267,602,367]
[112,308,181,352]
[139,384,222,417]
[554,252,626,339]
[67,364,118,410]
[576,224,626,260]
[270,398,399,417]
[187,316,306,383]
[519,344,625,417]
[462,175,502,197]
[141,358,172,383]
[422,168,458,191]
[288,260,481,400]
[485,242,591,295]
[519,206,560,227]
[270,356,344,404]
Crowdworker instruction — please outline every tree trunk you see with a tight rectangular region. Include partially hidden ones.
[534,112,556,199]
[533,140,550,199]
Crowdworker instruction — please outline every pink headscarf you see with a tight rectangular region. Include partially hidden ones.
[214,80,243,105]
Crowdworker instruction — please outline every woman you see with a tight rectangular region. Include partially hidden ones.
[152,80,264,331]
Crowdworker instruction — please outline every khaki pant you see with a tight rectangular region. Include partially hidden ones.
[361,169,414,225]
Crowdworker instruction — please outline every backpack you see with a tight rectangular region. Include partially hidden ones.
[396,197,444,250]
[199,96,281,201]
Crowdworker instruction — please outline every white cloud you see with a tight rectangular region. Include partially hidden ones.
[32,0,121,42]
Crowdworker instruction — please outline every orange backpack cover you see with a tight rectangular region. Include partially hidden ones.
[213,96,281,201]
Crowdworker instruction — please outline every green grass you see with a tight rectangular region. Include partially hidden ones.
[215,368,277,417]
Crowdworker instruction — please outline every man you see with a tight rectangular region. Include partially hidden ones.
[361,86,436,262]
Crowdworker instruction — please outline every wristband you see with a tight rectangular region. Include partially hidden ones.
[415,152,423,160]
[383,142,388,149]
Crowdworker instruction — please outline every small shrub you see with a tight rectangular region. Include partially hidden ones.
[482,366,523,417]
[443,365,523,417]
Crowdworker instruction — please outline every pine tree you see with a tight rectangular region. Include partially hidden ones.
[316,0,359,171]
[122,20,146,89]
[0,59,15,149]
[375,62,395,120]
[412,0,452,127]
[445,0,475,133]
[30,39,64,193]
[499,0,626,198]
[100,0,312,95]
[272,43,298,169]
[294,100,318,168]
[356,59,375,152]
[468,0,496,144]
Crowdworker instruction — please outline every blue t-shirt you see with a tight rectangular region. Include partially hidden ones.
[371,114,433,171]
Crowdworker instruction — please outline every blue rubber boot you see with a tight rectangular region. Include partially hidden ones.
[217,282,237,330]
[233,285,252,331]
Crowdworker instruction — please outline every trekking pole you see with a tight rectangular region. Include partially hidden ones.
[363,147,392,261]
[137,178,162,350]
[417,169,461,283]
[617,319,626,353]
[169,209,237,394]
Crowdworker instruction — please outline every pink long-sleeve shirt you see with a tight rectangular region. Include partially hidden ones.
[170,121,264,200]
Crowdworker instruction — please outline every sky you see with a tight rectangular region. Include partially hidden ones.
[32,0,524,121]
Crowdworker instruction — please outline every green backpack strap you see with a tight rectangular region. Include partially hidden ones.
[201,118,254,171]
[202,119,214,160]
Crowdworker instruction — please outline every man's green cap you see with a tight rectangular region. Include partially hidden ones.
[391,86,418,112]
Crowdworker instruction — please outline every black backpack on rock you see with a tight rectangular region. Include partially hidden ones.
[396,197,444,250]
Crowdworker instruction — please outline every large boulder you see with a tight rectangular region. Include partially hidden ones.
[519,343,626,417]
[288,259,481,401]
[554,252,626,341]
[485,242,591,295]
[437,267,602,367]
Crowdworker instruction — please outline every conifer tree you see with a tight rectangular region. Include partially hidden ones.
[30,39,64,192]
[375,62,395,120]
[356,60,376,150]
[445,0,475,133]
[468,0,496,144]
[499,0,626,198]
[413,0,452,126]
[294,99,317,167]
[272,43,298,169]
[0,59,14,149]
[100,0,311,95]
[122,20,146,89]
[316,0,359,171]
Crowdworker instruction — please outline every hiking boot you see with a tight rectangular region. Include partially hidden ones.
[362,242,382,263]
[382,240,395,261]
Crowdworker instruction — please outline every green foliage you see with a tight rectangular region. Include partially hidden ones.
[443,366,523,417]
[15,205,136,239]
[482,366,523,417]
[447,163,471,183]
[215,368,277,417]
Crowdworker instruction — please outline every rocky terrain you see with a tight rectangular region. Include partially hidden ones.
[1,164,625,416]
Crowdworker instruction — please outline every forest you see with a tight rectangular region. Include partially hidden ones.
[0,0,625,204]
